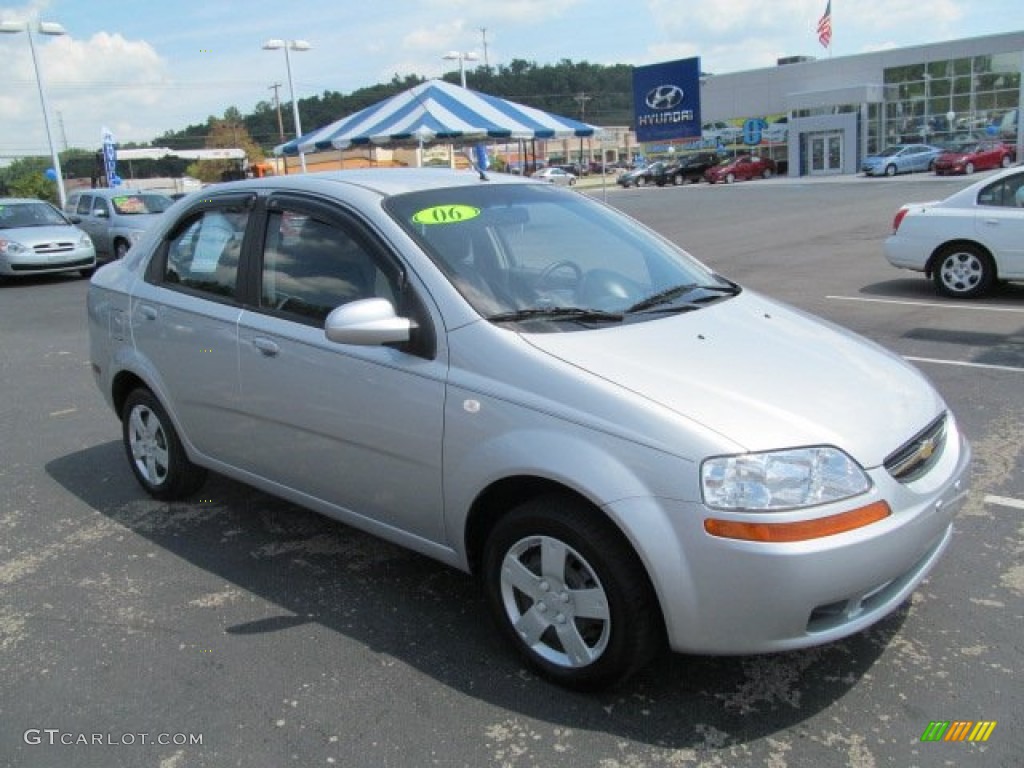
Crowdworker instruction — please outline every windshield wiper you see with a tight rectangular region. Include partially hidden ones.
[627,282,739,314]
[487,307,624,324]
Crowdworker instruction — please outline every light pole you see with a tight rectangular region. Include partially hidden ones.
[1,17,68,207]
[443,51,479,88]
[263,39,311,172]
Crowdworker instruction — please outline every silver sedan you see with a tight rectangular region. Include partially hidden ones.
[0,197,96,278]
[88,169,970,690]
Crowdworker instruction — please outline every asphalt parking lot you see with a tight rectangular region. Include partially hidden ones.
[2,172,1021,767]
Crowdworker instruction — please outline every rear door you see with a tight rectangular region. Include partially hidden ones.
[130,193,255,462]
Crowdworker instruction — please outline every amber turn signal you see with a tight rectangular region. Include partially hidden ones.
[704,500,892,543]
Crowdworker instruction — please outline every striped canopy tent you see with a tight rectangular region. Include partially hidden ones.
[274,79,598,158]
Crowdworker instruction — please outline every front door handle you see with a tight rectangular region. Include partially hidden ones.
[251,337,280,357]
[138,304,158,320]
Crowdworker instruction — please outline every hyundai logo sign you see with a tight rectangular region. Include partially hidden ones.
[645,84,685,110]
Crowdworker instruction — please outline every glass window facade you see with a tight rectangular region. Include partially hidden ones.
[882,53,1021,148]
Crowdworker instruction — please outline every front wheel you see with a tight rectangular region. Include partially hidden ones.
[885,164,898,177]
[121,389,207,499]
[762,168,773,179]
[672,174,683,186]
[114,239,130,259]
[482,495,662,690]
[1000,154,1011,168]
[932,244,995,299]
[725,172,736,184]
[964,162,974,175]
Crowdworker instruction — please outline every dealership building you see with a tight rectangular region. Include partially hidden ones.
[665,30,1024,177]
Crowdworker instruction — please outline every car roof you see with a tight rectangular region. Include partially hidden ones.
[179,168,540,200]
[0,197,55,205]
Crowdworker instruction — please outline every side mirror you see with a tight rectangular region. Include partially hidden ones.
[69,215,82,224]
[324,298,411,346]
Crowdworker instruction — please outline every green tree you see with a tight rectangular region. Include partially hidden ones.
[0,156,59,203]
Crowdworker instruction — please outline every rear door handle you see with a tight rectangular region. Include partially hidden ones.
[251,337,280,357]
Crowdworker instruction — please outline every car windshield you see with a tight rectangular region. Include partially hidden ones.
[110,194,173,215]
[0,201,70,229]
[385,182,734,329]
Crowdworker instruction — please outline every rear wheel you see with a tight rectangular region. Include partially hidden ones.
[121,389,207,499]
[482,495,662,690]
[762,168,773,179]
[932,244,995,299]
[672,174,683,186]
[725,172,736,184]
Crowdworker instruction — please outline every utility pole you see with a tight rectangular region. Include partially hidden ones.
[269,82,285,142]
[479,27,489,69]
[56,110,69,152]
[574,92,592,166]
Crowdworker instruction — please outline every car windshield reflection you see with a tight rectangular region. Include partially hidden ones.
[385,183,732,328]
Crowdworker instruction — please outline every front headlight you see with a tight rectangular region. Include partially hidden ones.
[78,233,93,248]
[0,238,29,256]
[701,447,870,511]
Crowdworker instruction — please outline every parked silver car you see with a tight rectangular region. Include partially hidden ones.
[66,188,173,262]
[88,169,970,689]
[0,197,96,278]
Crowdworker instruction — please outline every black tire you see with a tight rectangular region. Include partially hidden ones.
[725,172,736,184]
[885,164,897,177]
[121,389,207,500]
[762,168,773,179]
[672,174,683,186]
[964,162,975,175]
[482,494,662,690]
[114,240,130,259]
[1000,154,1011,168]
[78,267,95,279]
[636,177,645,187]
[932,243,995,299]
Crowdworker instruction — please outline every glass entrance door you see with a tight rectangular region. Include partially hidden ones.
[809,132,843,175]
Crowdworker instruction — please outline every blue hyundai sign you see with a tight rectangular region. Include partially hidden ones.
[632,57,702,143]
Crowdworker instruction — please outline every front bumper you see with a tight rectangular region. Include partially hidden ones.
[612,417,970,655]
[0,247,96,276]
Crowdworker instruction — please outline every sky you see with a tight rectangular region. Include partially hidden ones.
[1,0,1021,157]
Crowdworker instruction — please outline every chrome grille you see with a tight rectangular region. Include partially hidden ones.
[884,413,947,482]
[33,241,76,254]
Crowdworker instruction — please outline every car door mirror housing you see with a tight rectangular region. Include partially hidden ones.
[324,298,411,346]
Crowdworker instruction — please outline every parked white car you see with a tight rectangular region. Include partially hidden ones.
[884,166,1024,297]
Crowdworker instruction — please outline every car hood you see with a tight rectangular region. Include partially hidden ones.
[3,224,85,244]
[936,152,971,163]
[521,291,943,468]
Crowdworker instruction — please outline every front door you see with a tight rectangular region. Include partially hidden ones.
[809,132,844,175]
[235,198,449,543]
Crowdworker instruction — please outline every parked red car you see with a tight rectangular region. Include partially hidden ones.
[933,139,1016,175]
[704,154,777,184]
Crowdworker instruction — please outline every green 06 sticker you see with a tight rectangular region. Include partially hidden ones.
[412,204,480,225]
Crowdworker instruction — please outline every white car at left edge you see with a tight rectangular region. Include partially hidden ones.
[884,166,1024,298]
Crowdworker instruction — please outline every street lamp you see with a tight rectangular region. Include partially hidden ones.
[263,38,312,172]
[1,18,68,207]
[443,51,479,88]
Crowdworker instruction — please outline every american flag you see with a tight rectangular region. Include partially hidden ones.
[817,1,832,49]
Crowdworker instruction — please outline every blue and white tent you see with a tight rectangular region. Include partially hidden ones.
[274,79,598,157]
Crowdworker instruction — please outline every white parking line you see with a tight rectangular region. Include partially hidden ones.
[904,356,1024,373]
[827,295,1024,313]
[984,495,1024,511]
